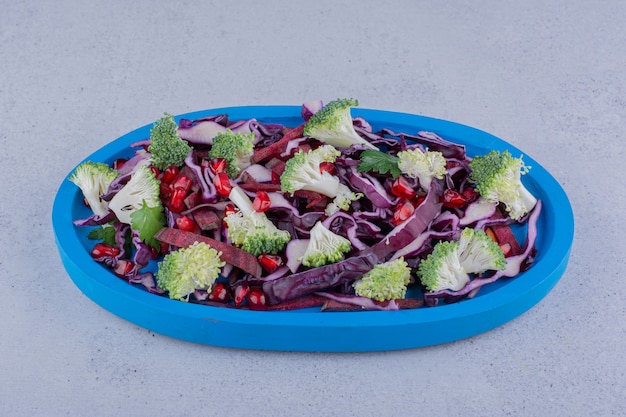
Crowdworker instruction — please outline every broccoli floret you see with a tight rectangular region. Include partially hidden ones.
[156,241,225,301]
[397,148,448,190]
[108,165,165,249]
[457,227,507,273]
[300,221,352,267]
[469,149,537,220]
[417,227,506,292]
[417,240,467,292]
[69,161,119,218]
[209,129,255,177]
[224,186,291,256]
[303,98,376,150]
[353,257,411,301]
[280,145,362,216]
[148,113,192,170]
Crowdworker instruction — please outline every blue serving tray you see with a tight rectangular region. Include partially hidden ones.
[52,106,574,352]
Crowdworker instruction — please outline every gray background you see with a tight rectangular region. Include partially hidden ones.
[1,1,623,416]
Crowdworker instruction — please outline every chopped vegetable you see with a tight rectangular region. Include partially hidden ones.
[303,98,376,149]
[280,145,362,215]
[353,257,411,301]
[209,129,256,177]
[156,241,225,301]
[148,113,192,170]
[397,148,448,190]
[301,221,352,267]
[69,161,119,218]
[469,149,536,220]
[224,186,291,256]
[107,164,165,249]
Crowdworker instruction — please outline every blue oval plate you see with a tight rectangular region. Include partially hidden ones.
[52,106,574,352]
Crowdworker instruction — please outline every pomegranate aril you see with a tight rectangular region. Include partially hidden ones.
[247,287,267,310]
[208,282,231,303]
[173,175,192,192]
[149,166,161,178]
[224,203,238,217]
[208,158,228,175]
[392,199,415,226]
[113,259,135,278]
[233,284,250,307]
[175,215,199,232]
[160,165,180,183]
[168,189,187,213]
[258,254,283,273]
[112,158,127,170]
[90,242,120,259]
[213,172,232,197]
[441,189,466,209]
[391,176,417,200]
[253,191,271,213]
[319,162,336,175]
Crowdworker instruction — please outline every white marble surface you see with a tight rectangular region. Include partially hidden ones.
[1,1,624,416]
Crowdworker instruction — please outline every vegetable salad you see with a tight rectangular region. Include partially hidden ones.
[70,99,541,311]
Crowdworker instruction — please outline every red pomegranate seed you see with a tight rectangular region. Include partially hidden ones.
[247,287,267,310]
[208,158,228,175]
[208,282,231,303]
[175,215,199,232]
[319,162,336,175]
[90,242,120,259]
[150,246,160,260]
[253,191,271,213]
[257,254,283,273]
[213,172,232,197]
[160,165,180,183]
[224,203,238,217]
[168,189,187,213]
[390,176,417,200]
[233,284,250,307]
[112,158,127,170]
[173,175,192,192]
[392,199,415,226]
[441,189,466,209]
[149,166,160,178]
[113,259,135,278]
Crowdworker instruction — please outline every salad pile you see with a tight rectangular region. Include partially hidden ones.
[70,99,541,311]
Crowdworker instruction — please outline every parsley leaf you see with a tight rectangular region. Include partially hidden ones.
[87,225,117,246]
[357,150,402,178]
[130,200,166,250]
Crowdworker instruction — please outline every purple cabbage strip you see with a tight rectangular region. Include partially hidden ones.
[368,179,444,260]
[131,230,153,270]
[314,292,400,311]
[184,151,218,202]
[390,229,457,262]
[380,129,467,159]
[347,167,395,209]
[262,252,380,305]
[129,272,165,295]
[177,119,227,145]
[301,100,323,121]
[322,212,370,251]
[424,200,542,303]
[73,211,116,226]
[115,152,151,177]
